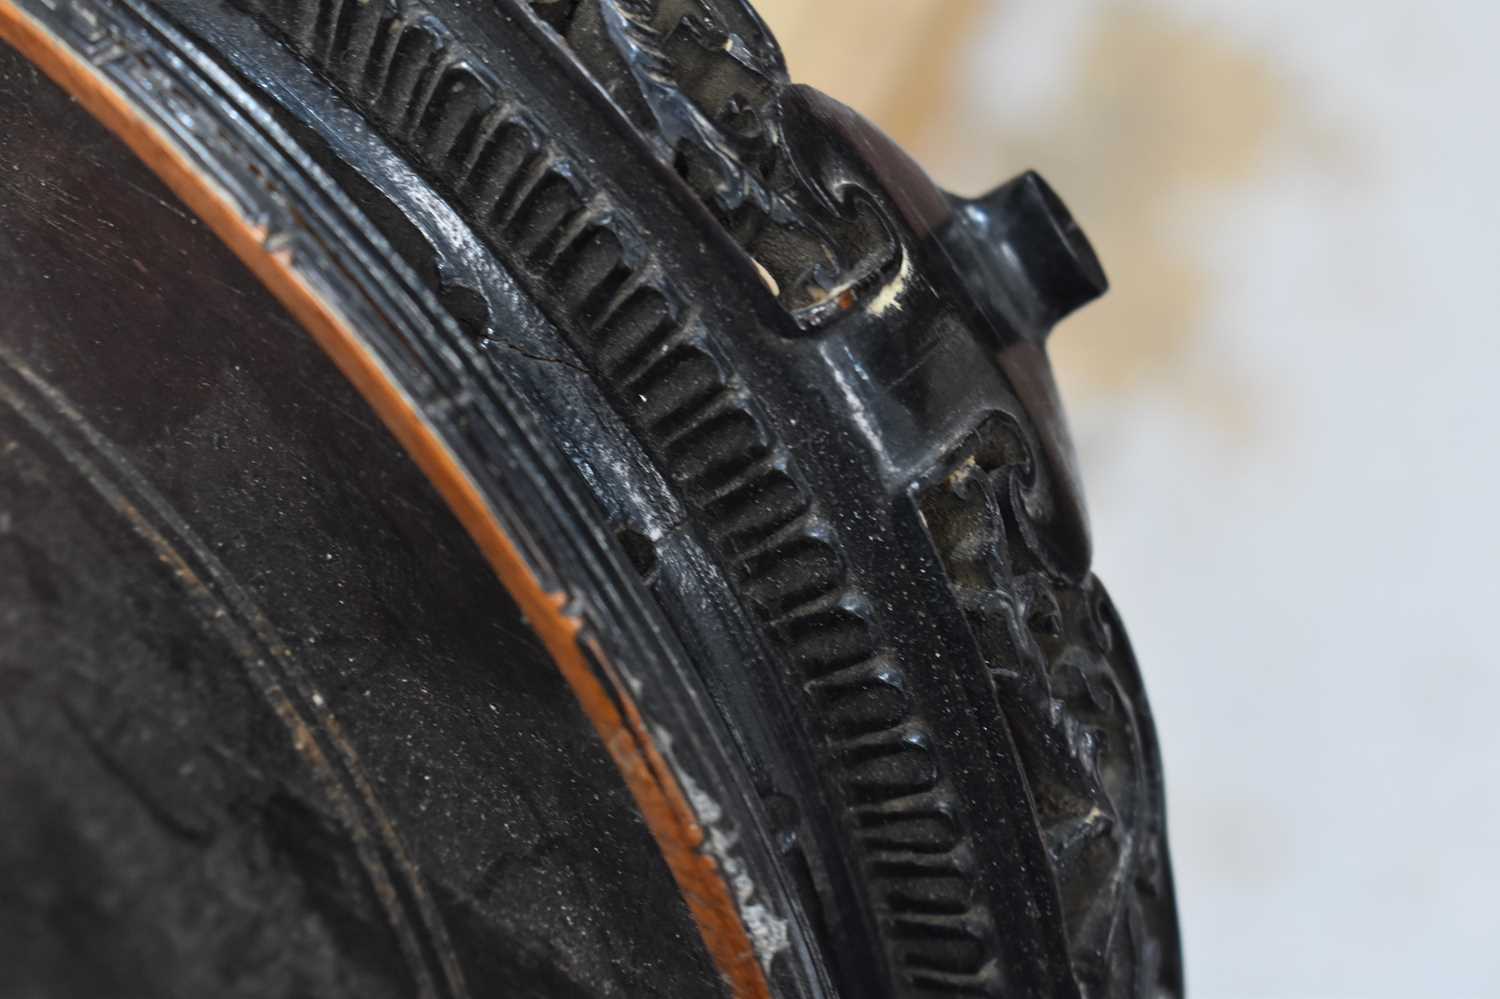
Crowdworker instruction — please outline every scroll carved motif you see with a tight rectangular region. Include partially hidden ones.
[535,0,903,326]
[921,415,1180,999]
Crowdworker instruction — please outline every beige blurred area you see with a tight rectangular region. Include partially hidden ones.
[756,4,1500,999]
[758,0,1286,408]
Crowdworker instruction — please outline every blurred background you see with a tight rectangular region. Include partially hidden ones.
[755,2,1500,997]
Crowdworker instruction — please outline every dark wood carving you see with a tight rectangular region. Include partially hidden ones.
[1,1,1181,997]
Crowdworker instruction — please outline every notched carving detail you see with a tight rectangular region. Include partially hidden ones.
[227,1,983,983]
[229,2,1010,990]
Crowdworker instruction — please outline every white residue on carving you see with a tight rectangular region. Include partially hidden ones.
[866,249,913,317]
[751,257,781,297]
[653,725,790,972]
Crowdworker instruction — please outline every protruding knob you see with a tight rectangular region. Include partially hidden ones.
[955,170,1108,337]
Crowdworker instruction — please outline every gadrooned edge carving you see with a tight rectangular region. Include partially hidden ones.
[227,0,1019,992]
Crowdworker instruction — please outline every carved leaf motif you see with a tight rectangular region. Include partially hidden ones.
[922,416,1180,999]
